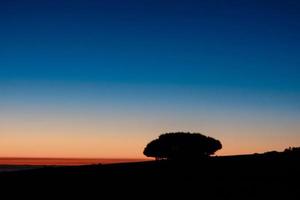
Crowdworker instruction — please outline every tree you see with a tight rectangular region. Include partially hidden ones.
[284,147,300,154]
[143,132,222,160]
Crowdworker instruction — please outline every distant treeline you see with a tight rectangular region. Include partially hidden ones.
[262,146,300,155]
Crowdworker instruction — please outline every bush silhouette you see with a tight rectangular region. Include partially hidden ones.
[284,147,300,154]
[143,132,222,160]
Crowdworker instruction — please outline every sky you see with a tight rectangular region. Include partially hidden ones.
[0,0,300,158]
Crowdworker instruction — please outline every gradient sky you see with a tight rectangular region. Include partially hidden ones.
[1,0,300,158]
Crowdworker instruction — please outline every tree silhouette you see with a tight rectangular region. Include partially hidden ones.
[143,132,222,160]
[284,147,300,154]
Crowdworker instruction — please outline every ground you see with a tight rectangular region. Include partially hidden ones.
[0,153,299,198]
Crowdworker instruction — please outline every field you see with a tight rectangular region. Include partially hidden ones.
[1,153,299,198]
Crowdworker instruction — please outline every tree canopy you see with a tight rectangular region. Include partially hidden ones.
[143,132,222,160]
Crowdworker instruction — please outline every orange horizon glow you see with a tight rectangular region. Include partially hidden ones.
[1,110,299,160]
[0,157,150,166]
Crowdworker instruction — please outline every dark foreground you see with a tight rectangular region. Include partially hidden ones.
[1,153,299,198]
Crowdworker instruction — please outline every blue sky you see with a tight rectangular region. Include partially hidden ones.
[0,0,300,157]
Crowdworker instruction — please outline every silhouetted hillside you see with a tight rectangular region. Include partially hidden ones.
[0,152,299,198]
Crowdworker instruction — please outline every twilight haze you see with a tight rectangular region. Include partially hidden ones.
[0,0,299,159]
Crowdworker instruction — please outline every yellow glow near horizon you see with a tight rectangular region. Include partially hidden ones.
[1,110,299,158]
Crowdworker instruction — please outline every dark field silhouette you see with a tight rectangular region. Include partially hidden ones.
[1,150,300,198]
